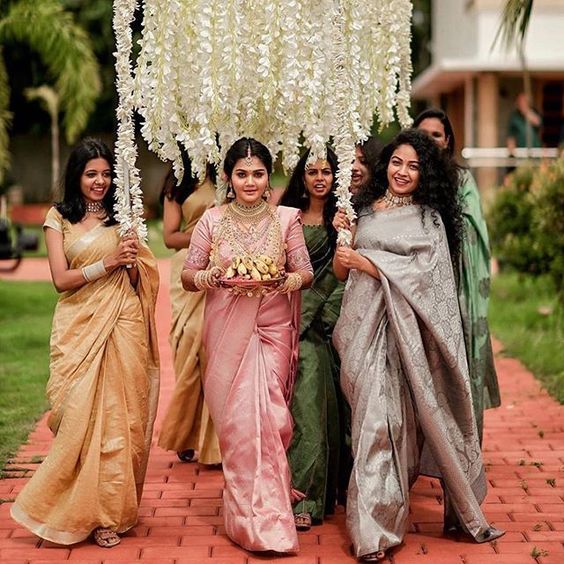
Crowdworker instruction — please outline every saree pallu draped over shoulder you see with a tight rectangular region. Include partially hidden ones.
[184,205,312,553]
[11,209,159,545]
[333,205,492,558]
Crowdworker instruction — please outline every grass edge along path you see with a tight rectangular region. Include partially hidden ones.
[489,272,563,404]
[0,280,56,474]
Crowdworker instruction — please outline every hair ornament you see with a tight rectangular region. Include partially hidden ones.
[244,145,253,167]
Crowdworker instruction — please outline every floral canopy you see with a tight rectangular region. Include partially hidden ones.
[112,0,413,241]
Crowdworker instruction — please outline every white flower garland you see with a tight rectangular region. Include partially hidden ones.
[113,0,413,243]
[112,0,147,240]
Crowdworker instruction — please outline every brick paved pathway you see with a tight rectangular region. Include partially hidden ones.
[1,258,563,563]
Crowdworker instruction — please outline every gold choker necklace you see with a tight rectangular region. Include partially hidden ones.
[382,189,414,208]
[85,201,104,214]
[230,200,268,218]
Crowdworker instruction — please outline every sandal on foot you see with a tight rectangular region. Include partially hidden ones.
[475,527,505,543]
[93,528,120,548]
[359,550,387,562]
[294,512,312,532]
[177,449,198,463]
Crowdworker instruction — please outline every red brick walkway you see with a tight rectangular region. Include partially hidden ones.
[1,258,563,564]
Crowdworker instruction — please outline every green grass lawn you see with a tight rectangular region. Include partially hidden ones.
[489,272,564,403]
[0,281,57,473]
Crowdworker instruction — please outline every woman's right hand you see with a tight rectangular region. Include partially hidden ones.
[105,238,139,270]
[333,209,351,231]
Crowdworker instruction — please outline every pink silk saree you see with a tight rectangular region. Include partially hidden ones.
[184,205,312,552]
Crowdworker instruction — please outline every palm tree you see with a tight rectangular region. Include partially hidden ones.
[0,0,101,185]
[493,0,535,148]
[25,86,60,199]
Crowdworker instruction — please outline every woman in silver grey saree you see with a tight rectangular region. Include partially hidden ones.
[414,108,500,444]
[332,130,504,562]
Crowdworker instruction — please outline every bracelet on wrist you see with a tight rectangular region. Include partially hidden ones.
[82,259,108,282]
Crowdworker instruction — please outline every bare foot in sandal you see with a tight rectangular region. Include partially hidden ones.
[93,528,120,548]
[294,512,312,532]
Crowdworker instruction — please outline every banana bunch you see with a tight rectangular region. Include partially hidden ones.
[224,255,281,281]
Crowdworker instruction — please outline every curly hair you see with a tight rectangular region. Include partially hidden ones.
[280,146,339,250]
[354,129,464,263]
[56,138,117,225]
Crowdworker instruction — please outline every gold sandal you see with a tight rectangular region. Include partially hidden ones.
[294,512,312,532]
[93,528,121,548]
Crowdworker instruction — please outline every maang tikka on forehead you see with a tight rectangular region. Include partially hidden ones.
[244,145,253,166]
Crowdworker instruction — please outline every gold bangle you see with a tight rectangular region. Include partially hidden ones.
[82,259,107,282]
[285,272,303,292]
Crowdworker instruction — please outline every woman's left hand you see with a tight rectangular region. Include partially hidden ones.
[277,272,303,294]
[335,246,365,271]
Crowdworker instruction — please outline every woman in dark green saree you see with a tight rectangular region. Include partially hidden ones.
[280,147,349,531]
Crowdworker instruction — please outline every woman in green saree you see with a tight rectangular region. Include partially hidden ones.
[414,109,501,442]
[280,147,349,531]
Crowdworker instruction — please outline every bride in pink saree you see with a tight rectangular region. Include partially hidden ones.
[181,138,313,553]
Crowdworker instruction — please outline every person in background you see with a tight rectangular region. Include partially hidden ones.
[157,152,221,465]
[506,92,542,174]
[181,138,313,553]
[280,147,349,531]
[11,138,159,548]
[414,108,501,442]
[332,129,504,561]
[350,137,381,195]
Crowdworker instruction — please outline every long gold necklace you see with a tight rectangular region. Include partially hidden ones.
[211,203,283,266]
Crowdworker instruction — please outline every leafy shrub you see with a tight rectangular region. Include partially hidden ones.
[531,158,564,296]
[488,159,564,298]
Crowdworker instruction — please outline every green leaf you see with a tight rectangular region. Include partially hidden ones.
[0,0,101,143]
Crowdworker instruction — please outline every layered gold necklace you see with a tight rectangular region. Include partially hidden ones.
[211,201,283,266]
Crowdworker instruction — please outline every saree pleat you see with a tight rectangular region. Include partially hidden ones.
[205,293,297,551]
[158,183,220,464]
[457,171,501,441]
[11,208,159,545]
[334,206,491,557]
[287,225,346,522]
[185,205,312,552]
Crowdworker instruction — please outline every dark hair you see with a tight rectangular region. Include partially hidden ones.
[55,137,117,225]
[357,136,382,169]
[413,108,456,157]
[280,147,339,250]
[223,137,273,177]
[354,128,463,263]
[160,151,217,205]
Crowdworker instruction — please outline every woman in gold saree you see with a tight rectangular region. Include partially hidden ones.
[182,138,313,553]
[333,130,504,561]
[157,154,220,465]
[10,139,159,548]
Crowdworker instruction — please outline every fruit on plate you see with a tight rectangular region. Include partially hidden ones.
[224,255,283,281]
